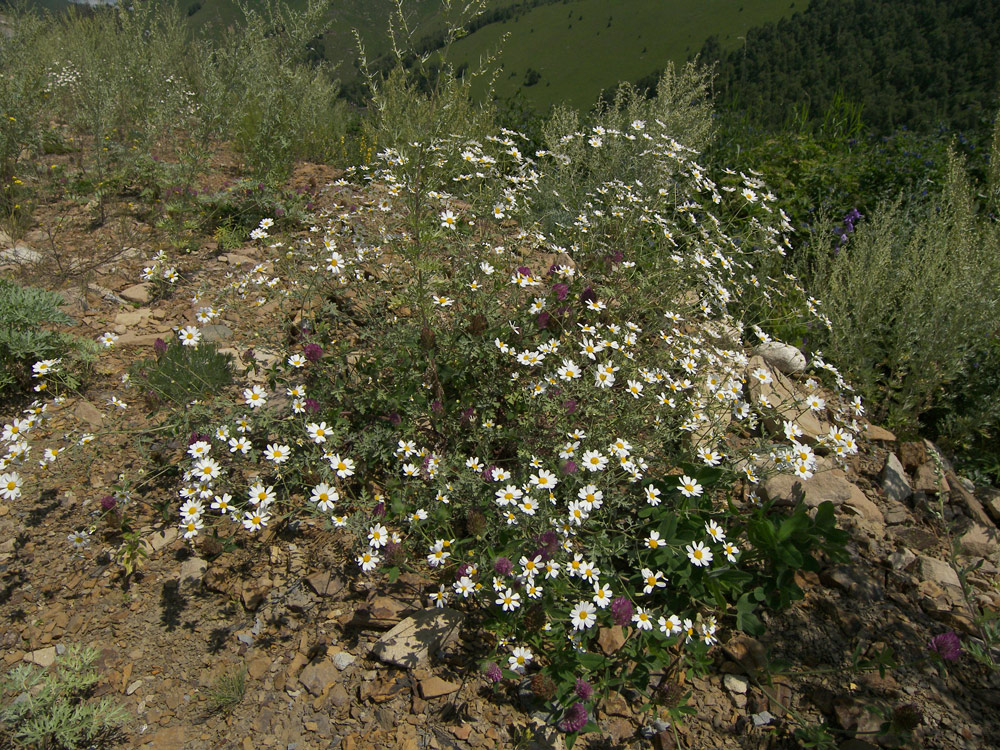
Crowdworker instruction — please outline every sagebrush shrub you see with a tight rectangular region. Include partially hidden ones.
[0,278,90,400]
[796,149,1000,433]
[0,644,127,749]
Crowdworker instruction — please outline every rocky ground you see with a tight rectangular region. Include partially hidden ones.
[2,165,1000,749]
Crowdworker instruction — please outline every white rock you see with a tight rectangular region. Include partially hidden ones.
[178,557,208,590]
[371,607,463,668]
[24,647,56,668]
[723,673,748,694]
[754,341,807,375]
[332,651,356,670]
[881,453,913,502]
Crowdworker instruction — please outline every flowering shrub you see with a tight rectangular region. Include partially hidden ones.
[10,115,865,737]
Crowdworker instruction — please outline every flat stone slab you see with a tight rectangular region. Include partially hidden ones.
[24,647,56,668]
[918,555,961,589]
[419,676,460,699]
[370,607,463,669]
[121,283,151,303]
[299,659,339,697]
[881,453,912,503]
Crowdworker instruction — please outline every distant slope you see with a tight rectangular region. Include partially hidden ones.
[703,0,1000,134]
[443,0,795,111]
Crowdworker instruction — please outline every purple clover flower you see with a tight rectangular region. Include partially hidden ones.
[494,557,513,576]
[574,678,593,700]
[484,662,503,683]
[303,343,323,362]
[610,596,633,626]
[929,631,962,661]
[532,530,559,561]
[559,702,588,733]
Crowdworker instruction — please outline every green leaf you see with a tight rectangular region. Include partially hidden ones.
[777,511,808,542]
[658,514,678,544]
[736,591,764,636]
[577,652,605,671]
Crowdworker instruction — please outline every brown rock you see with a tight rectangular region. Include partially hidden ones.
[865,423,897,442]
[754,342,806,374]
[24,647,56,668]
[914,463,948,494]
[396,725,419,750]
[225,253,257,266]
[898,442,927,471]
[72,400,103,428]
[597,626,627,656]
[144,726,185,749]
[979,487,1000,526]
[305,570,345,598]
[946,471,993,527]
[178,557,208,591]
[121,283,151,304]
[603,715,634,742]
[117,330,174,347]
[759,474,803,505]
[142,528,179,555]
[890,526,939,551]
[299,659,339,697]
[880,453,912,503]
[419,676,459,699]
[763,468,864,510]
[959,524,1000,559]
[341,595,410,629]
[371,607,463,668]
[247,653,271,680]
[917,555,961,589]
[841,492,885,525]
[367,595,410,628]
[723,636,768,678]
[114,308,152,327]
[328,683,350,708]
[241,581,271,611]
[745,356,829,442]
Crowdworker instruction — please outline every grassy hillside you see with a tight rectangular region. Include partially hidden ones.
[443,0,796,110]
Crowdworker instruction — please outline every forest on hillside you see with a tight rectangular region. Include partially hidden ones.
[700,0,1000,135]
